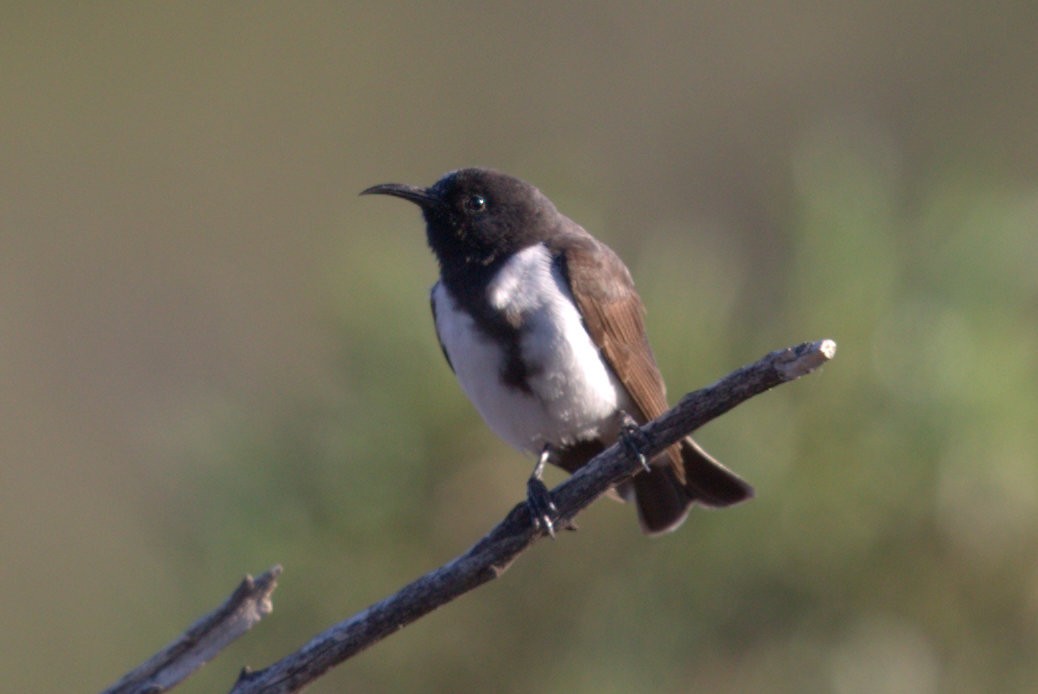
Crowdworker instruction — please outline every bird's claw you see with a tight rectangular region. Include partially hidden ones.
[619,412,652,472]
[526,476,560,538]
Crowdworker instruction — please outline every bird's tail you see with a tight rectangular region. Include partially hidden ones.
[632,437,753,536]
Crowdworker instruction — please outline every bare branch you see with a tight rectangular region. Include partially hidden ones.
[230,339,836,693]
[103,566,283,694]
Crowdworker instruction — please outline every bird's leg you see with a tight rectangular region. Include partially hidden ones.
[527,445,561,538]
[618,411,652,473]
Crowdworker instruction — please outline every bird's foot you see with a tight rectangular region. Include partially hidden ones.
[619,411,652,473]
[527,476,560,538]
[527,446,561,538]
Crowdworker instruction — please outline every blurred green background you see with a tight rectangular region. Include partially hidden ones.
[3,3,1037,692]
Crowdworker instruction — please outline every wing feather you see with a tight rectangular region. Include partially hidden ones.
[551,234,670,423]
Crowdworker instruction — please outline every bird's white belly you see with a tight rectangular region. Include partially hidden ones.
[432,244,627,454]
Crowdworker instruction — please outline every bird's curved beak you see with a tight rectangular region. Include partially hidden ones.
[360,182,439,209]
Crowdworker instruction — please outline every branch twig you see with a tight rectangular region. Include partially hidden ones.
[230,339,836,693]
[103,566,282,694]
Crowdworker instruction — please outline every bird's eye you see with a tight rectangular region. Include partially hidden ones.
[463,194,487,214]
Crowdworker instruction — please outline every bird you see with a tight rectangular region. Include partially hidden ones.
[361,168,752,536]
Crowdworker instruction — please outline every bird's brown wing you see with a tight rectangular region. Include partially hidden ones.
[551,234,671,425]
[553,231,753,528]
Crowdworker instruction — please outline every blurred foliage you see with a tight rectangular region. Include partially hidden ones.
[3,3,1038,694]
[147,128,1038,694]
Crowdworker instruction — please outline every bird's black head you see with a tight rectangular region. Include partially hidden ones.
[361,168,562,278]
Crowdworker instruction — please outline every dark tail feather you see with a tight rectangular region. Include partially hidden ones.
[633,438,753,536]
[679,437,754,507]
[632,466,692,536]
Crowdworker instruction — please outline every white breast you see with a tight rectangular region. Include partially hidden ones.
[432,243,628,455]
